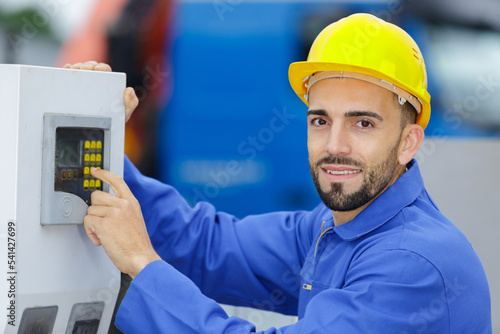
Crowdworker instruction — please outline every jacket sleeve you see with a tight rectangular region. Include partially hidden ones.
[115,248,456,333]
[122,156,327,315]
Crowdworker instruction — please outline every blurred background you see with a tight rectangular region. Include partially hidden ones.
[1,0,499,331]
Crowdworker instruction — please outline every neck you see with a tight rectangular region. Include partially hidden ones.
[332,204,368,226]
[332,164,406,226]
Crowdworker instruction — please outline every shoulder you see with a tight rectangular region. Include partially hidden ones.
[352,204,490,317]
[358,198,476,267]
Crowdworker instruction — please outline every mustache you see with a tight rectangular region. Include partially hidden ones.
[315,155,364,169]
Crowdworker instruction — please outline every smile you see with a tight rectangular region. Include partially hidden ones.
[326,170,361,175]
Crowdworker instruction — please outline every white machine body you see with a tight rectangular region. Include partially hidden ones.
[0,65,124,333]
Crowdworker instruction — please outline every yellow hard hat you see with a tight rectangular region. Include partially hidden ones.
[289,13,431,129]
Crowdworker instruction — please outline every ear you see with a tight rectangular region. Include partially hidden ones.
[398,124,425,165]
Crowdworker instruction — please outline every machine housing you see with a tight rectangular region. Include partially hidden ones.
[0,65,124,333]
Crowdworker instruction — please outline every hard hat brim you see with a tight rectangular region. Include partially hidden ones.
[289,61,431,130]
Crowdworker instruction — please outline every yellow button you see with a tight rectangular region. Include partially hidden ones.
[84,141,90,151]
[90,179,95,188]
[95,180,101,189]
[91,141,96,150]
[84,167,90,177]
[84,154,90,165]
[90,154,96,165]
[96,154,102,163]
[68,171,73,179]
[96,141,102,152]
[83,179,89,190]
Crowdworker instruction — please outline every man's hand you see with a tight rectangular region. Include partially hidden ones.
[84,167,161,278]
[63,60,138,122]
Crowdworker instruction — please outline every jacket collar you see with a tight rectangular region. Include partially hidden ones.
[327,159,424,241]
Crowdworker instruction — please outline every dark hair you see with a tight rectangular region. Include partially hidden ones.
[396,95,418,130]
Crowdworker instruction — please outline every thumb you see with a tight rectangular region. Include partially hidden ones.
[124,87,139,123]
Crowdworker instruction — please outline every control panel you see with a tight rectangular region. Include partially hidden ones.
[41,115,112,225]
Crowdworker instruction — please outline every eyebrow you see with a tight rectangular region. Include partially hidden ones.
[306,109,328,117]
[345,110,383,122]
[307,109,383,122]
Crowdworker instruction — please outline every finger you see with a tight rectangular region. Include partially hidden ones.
[124,87,139,122]
[87,231,101,246]
[84,215,102,246]
[94,63,112,72]
[80,60,99,70]
[91,168,132,200]
[63,63,72,69]
[87,202,114,217]
[69,63,83,69]
[90,189,122,207]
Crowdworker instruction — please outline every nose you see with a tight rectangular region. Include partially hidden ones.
[325,125,351,156]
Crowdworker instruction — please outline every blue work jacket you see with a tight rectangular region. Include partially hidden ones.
[116,157,491,333]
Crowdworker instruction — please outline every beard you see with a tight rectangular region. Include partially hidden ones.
[310,140,401,212]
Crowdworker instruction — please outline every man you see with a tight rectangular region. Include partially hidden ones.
[81,13,491,333]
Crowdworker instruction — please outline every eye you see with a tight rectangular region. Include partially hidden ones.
[311,118,328,126]
[356,120,373,128]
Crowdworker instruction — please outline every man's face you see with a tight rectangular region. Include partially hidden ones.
[307,78,405,212]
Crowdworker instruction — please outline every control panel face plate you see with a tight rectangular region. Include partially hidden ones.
[41,115,111,225]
